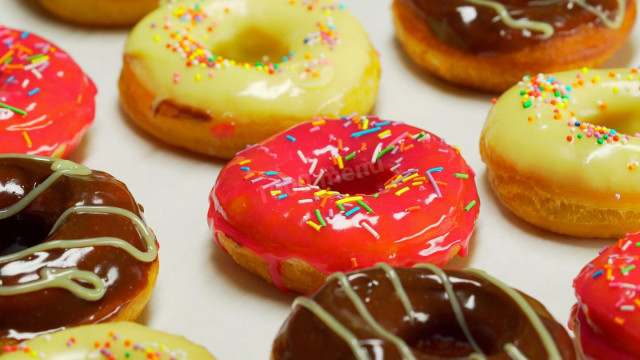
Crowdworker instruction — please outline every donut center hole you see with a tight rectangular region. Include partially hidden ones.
[0,214,51,256]
[211,27,289,63]
[320,164,395,195]
[406,327,476,357]
[583,107,640,136]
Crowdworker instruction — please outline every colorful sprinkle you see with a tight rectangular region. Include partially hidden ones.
[357,200,374,213]
[351,127,382,138]
[360,221,380,239]
[0,102,27,116]
[315,209,326,227]
[464,200,477,212]
[344,207,361,217]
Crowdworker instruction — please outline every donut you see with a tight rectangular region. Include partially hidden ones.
[571,232,640,359]
[38,0,159,27]
[208,117,480,293]
[119,0,380,159]
[480,68,640,238]
[0,322,216,359]
[272,264,577,359]
[392,0,637,92]
[0,154,159,347]
[0,26,96,158]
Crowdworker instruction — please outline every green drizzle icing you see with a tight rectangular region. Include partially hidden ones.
[292,264,564,359]
[292,297,371,360]
[0,154,157,301]
[414,264,485,356]
[464,0,625,39]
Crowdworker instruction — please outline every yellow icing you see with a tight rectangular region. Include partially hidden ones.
[0,322,216,359]
[125,0,376,120]
[481,68,640,195]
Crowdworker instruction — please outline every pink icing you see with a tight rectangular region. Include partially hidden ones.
[0,26,96,157]
[572,232,640,359]
[208,118,480,289]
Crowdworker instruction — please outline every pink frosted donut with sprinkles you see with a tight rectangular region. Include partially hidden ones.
[208,117,480,293]
[571,232,640,359]
[0,26,96,158]
[480,67,640,238]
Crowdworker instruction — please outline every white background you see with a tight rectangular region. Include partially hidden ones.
[2,1,638,358]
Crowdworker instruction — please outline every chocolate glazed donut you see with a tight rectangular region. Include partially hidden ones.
[272,264,576,359]
[0,155,158,346]
[392,0,637,91]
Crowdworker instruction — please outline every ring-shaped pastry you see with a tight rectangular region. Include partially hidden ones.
[209,117,479,293]
[480,68,640,238]
[1,322,216,359]
[38,0,159,26]
[392,0,637,92]
[120,0,380,158]
[0,155,158,347]
[0,26,96,158]
[272,264,576,359]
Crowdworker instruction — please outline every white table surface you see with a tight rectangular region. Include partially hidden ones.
[2,1,638,358]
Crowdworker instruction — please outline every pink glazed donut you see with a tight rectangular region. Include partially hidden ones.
[0,26,96,158]
[208,117,480,293]
[571,231,640,359]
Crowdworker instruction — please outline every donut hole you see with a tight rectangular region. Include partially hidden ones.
[581,107,640,136]
[0,212,52,256]
[211,27,289,63]
[319,163,395,195]
[406,326,476,357]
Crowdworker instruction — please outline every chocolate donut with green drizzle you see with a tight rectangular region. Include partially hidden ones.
[0,154,158,347]
[272,264,576,359]
[392,0,637,91]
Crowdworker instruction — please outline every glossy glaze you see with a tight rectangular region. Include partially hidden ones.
[481,68,640,194]
[124,0,377,138]
[571,232,640,359]
[0,322,216,359]
[0,155,158,343]
[273,266,576,359]
[0,26,96,158]
[402,0,628,54]
[208,118,480,289]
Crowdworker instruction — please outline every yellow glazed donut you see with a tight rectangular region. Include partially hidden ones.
[39,0,159,26]
[0,322,216,359]
[120,0,380,159]
[480,68,640,238]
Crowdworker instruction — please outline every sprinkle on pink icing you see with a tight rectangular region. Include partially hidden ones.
[208,117,480,289]
[0,26,96,158]
[572,232,640,359]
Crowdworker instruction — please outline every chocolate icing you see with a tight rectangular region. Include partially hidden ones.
[272,266,576,359]
[0,156,157,342]
[401,0,628,55]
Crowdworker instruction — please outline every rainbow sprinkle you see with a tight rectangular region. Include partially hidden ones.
[516,69,640,163]
[155,1,344,81]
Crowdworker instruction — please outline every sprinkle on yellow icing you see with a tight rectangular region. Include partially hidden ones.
[0,322,216,359]
[125,0,375,120]
[482,68,640,193]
